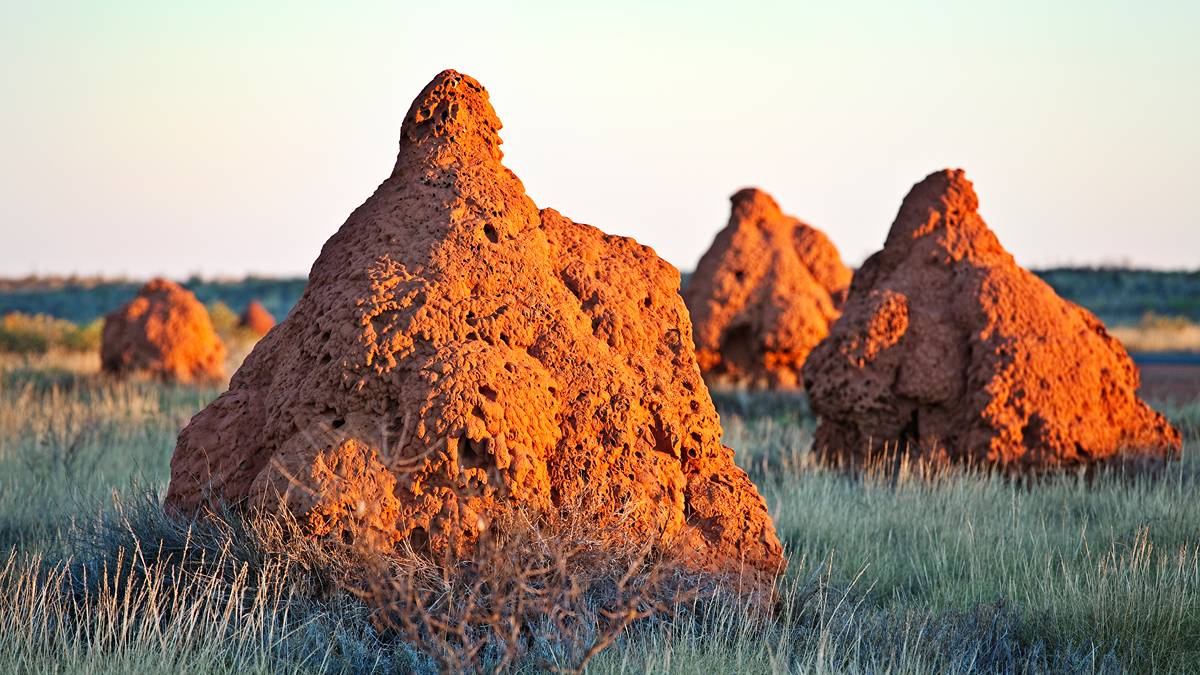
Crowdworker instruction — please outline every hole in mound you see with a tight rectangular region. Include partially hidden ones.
[650,419,674,458]
[479,385,498,401]
[458,436,490,470]
[483,223,499,243]
[719,323,757,373]
[408,526,429,550]
[331,418,346,429]
[1021,414,1046,453]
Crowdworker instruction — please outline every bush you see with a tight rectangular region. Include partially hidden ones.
[205,301,240,337]
[0,313,101,354]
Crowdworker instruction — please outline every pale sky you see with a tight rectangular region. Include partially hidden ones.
[2,0,1197,277]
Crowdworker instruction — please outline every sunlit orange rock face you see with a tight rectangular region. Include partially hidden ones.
[802,169,1181,469]
[684,189,851,389]
[239,300,275,336]
[165,70,784,586]
[100,278,226,384]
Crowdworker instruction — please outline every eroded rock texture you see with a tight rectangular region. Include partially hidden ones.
[101,278,226,383]
[685,189,851,389]
[165,70,784,584]
[802,169,1181,469]
[239,300,276,336]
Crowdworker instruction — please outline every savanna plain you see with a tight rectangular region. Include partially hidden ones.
[1,273,1199,674]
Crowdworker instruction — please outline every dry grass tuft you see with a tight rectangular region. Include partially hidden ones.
[1110,312,1200,352]
[354,501,704,674]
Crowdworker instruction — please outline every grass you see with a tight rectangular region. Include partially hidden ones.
[1,353,1197,672]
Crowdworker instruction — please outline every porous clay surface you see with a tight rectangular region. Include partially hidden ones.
[166,71,784,585]
[239,300,276,336]
[101,278,226,384]
[802,169,1181,469]
[685,189,850,388]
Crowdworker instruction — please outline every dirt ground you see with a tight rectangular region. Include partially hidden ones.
[1137,361,1200,404]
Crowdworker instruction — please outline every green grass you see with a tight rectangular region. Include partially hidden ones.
[1,354,1197,673]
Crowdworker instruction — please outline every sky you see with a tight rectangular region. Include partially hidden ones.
[1,0,1198,278]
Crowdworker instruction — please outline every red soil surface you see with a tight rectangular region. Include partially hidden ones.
[1137,362,1200,405]
[685,189,850,389]
[165,70,784,588]
[803,169,1181,470]
[100,278,225,384]
[239,300,276,336]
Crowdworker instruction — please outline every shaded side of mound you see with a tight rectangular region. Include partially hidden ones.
[165,70,784,588]
[239,300,276,336]
[100,279,226,383]
[802,169,1181,469]
[684,188,850,389]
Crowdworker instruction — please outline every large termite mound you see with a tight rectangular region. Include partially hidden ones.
[802,169,1181,469]
[239,300,276,336]
[684,189,851,389]
[165,70,784,585]
[100,278,226,383]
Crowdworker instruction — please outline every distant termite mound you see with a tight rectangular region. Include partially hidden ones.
[684,188,851,389]
[802,169,1181,469]
[239,300,275,336]
[100,278,226,383]
[164,70,784,588]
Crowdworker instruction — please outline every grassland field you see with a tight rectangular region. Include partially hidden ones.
[0,270,1198,673]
